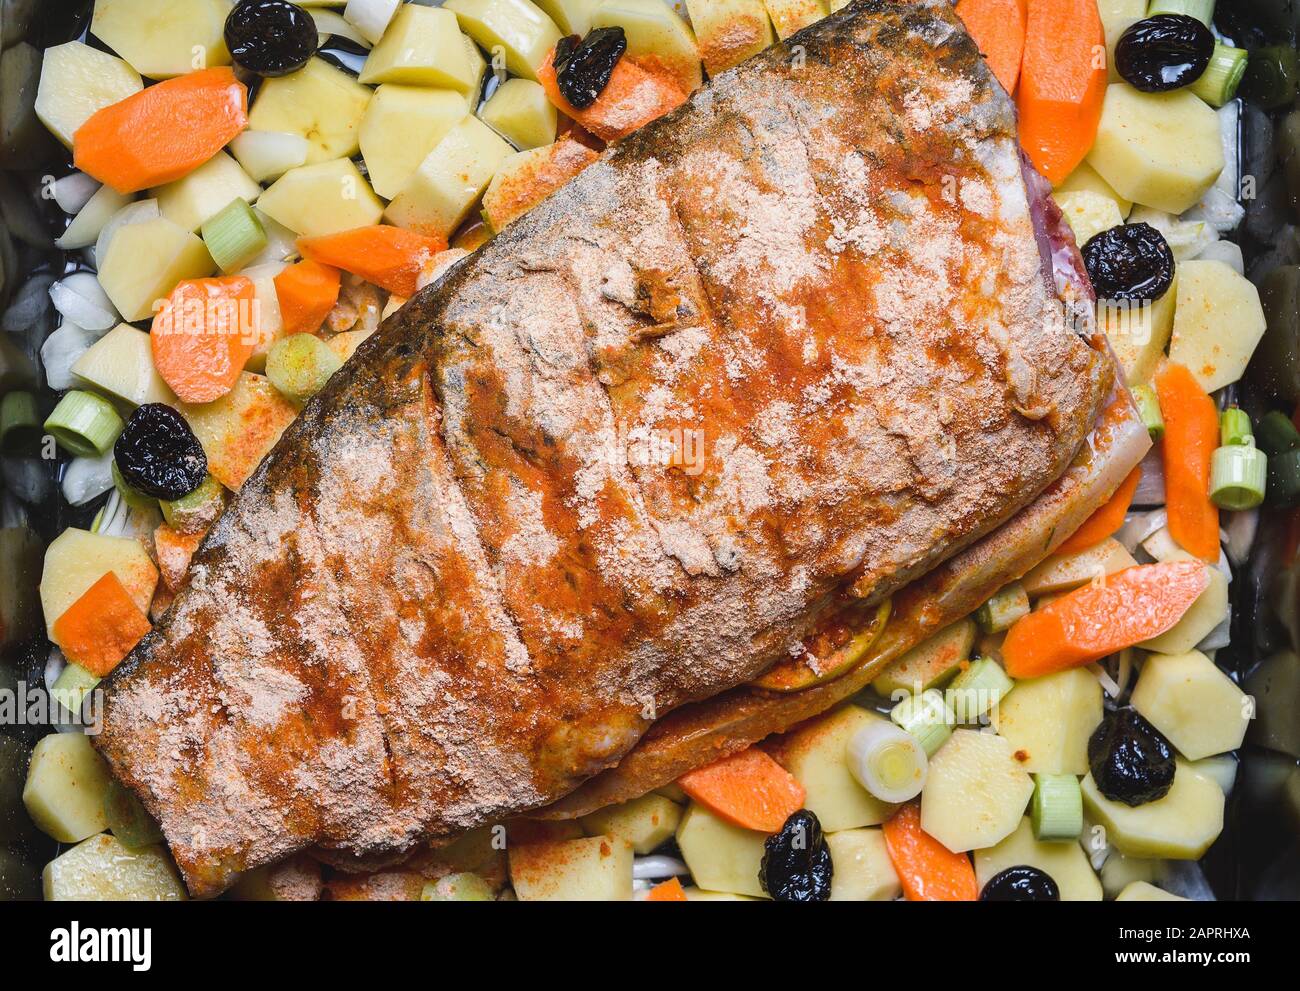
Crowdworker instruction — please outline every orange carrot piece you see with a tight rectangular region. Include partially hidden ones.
[73,67,248,194]
[274,259,341,336]
[539,49,688,143]
[957,0,1028,94]
[1056,465,1142,555]
[882,803,978,901]
[51,572,152,678]
[646,877,688,901]
[1156,362,1221,561]
[153,523,204,593]
[676,747,806,833]
[1002,560,1210,677]
[1016,0,1107,184]
[296,226,447,297]
[151,276,259,404]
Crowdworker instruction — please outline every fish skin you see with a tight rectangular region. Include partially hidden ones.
[94,0,1113,896]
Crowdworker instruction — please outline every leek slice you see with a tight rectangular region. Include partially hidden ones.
[946,657,1015,723]
[846,720,927,803]
[1031,773,1084,841]
[43,390,123,457]
[975,582,1029,633]
[1219,407,1253,447]
[1191,42,1249,108]
[1132,384,1164,440]
[890,688,953,756]
[1210,444,1267,510]
[201,198,267,273]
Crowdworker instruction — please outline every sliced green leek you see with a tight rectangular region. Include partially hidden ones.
[43,390,123,457]
[1256,410,1300,456]
[975,582,1029,633]
[1191,42,1249,108]
[201,198,267,273]
[1210,443,1267,510]
[266,333,343,406]
[890,689,953,756]
[1132,384,1164,440]
[946,657,1014,723]
[103,778,165,849]
[0,389,40,452]
[1146,0,1214,25]
[1219,407,1253,447]
[1031,773,1084,841]
[160,474,225,533]
[847,719,928,803]
[50,661,101,715]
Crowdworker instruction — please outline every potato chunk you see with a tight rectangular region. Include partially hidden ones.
[993,668,1103,775]
[1168,259,1267,393]
[1082,762,1224,858]
[920,730,1033,853]
[44,833,186,900]
[825,828,900,901]
[675,802,768,898]
[22,733,112,843]
[974,818,1102,900]
[1130,650,1249,760]
[509,834,633,900]
[579,793,682,854]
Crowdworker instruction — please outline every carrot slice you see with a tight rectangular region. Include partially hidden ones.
[1156,362,1221,561]
[539,48,688,143]
[676,747,806,833]
[1002,560,1210,678]
[51,572,152,678]
[1056,465,1142,555]
[1016,0,1106,184]
[274,259,341,336]
[882,803,978,901]
[151,276,259,404]
[646,877,688,901]
[296,226,447,297]
[153,523,204,593]
[73,67,248,194]
[956,0,1028,94]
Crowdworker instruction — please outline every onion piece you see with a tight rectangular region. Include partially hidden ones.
[1224,508,1258,566]
[1115,508,1167,555]
[49,272,119,332]
[40,320,100,390]
[61,450,116,506]
[632,855,689,880]
[1131,448,1166,506]
[53,172,100,214]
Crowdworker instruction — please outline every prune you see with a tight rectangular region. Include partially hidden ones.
[225,0,318,77]
[1115,15,1214,92]
[979,865,1060,901]
[113,404,208,501]
[1088,708,1176,807]
[1082,223,1175,302]
[760,809,833,902]
[553,27,627,109]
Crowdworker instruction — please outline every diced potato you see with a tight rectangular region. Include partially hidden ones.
[56,183,132,250]
[34,41,142,149]
[1099,849,1165,898]
[385,115,514,238]
[40,527,158,638]
[44,833,186,901]
[482,137,598,230]
[591,0,703,93]
[179,372,298,491]
[1056,159,1132,216]
[675,802,768,898]
[22,733,113,843]
[686,0,775,76]
[72,323,176,407]
[1098,277,1176,386]
[1095,0,1145,83]
[461,34,489,112]
[871,618,975,697]
[361,85,467,199]
[153,151,261,233]
[536,0,599,34]
[1130,650,1249,761]
[1021,537,1137,597]
[445,0,563,81]
[974,818,1103,901]
[359,5,478,91]
[1087,83,1224,215]
[825,828,900,901]
[258,158,384,237]
[768,705,896,831]
[763,0,828,40]
[478,78,557,151]
[97,216,215,321]
[1168,259,1267,394]
[342,0,400,44]
[1082,762,1224,858]
[90,0,230,79]
[580,793,682,854]
[1138,564,1228,654]
[1115,880,1186,901]
[993,668,1103,775]
[508,834,633,900]
[1054,189,1122,249]
[248,58,372,164]
[920,729,1034,853]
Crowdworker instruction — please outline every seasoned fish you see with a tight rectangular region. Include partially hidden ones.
[96,0,1117,896]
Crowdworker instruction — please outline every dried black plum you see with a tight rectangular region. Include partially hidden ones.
[760,809,832,902]
[225,0,318,77]
[553,26,627,109]
[1115,15,1214,92]
[979,865,1060,901]
[1082,223,1175,302]
[114,404,208,501]
[1088,708,1176,807]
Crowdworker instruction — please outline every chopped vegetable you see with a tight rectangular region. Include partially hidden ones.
[43,389,124,457]
[538,43,687,142]
[676,746,805,833]
[296,225,448,296]
[160,474,225,534]
[1002,560,1211,677]
[177,371,296,491]
[22,733,113,844]
[73,67,249,194]
[154,522,204,593]
[921,729,1034,851]
[847,719,928,803]
[946,656,1014,722]
[1155,361,1220,560]
[1016,0,1107,183]
[50,662,101,715]
[881,802,978,901]
[1209,444,1267,510]
[1191,42,1248,107]
[954,0,1027,94]
[273,258,341,336]
[201,198,268,274]
[51,571,151,677]
[151,276,259,404]
[1030,772,1083,840]
[645,876,688,901]
[890,689,954,756]
[975,581,1030,633]
[1131,384,1164,439]
[266,333,344,405]
[1056,465,1142,555]
[1130,650,1249,761]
